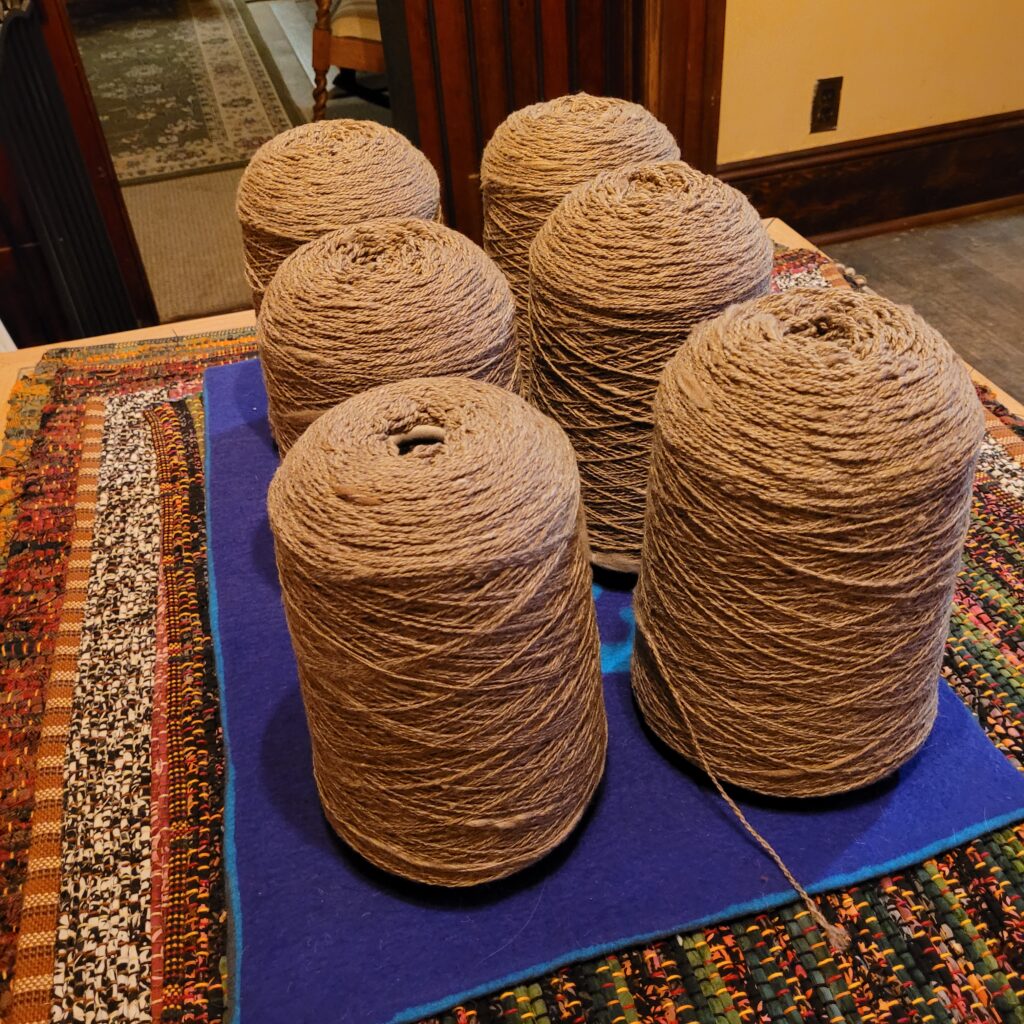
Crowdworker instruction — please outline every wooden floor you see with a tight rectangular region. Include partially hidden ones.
[827,206,1024,402]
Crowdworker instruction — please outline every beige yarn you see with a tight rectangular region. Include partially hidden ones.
[258,218,520,452]
[529,162,773,571]
[634,287,985,801]
[236,120,441,310]
[481,93,679,349]
[267,376,607,887]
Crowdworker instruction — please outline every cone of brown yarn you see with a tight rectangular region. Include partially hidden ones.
[236,120,441,310]
[258,218,520,452]
[634,287,985,800]
[480,93,679,347]
[267,376,607,886]
[529,161,773,572]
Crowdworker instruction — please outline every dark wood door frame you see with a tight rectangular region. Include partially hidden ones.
[0,0,155,344]
[386,0,651,241]
[36,0,156,328]
[383,0,729,239]
[641,0,726,172]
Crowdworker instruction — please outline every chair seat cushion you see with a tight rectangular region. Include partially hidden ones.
[330,0,381,41]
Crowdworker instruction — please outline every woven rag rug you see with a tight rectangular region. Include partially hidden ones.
[0,249,1023,1023]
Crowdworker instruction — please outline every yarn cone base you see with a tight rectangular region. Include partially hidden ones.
[632,631,940,799]
[316,749,603,887]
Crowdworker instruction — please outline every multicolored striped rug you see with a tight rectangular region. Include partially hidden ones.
[1,249,1023,1022]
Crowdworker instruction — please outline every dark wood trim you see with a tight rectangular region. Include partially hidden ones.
[643,1,678,152]
[468,0,507,141]
[0,243,65,342]
[572,0,604,95]
[697,0,726,170]
[376,0,419,142]
[812,194,1024,246]
[718,110,1024,238]
[627,0,645,101]
[403,2,447,194]
[677,0,705,163]
[432,3,481,237]
[506,0,540,108]
[642,0,726,171]
[538,0,569,98]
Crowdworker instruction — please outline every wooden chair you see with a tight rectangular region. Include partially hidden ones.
[312,0,386,120]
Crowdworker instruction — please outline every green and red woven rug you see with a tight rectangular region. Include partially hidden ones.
[1,250,1023,1023]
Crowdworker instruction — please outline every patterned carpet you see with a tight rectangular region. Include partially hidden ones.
[69,0,295,183]
[1,250,1024,1022]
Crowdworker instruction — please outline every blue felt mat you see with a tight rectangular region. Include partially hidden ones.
[205,359,1024,1024]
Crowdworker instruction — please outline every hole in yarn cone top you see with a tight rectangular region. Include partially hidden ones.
[389,424,447,457]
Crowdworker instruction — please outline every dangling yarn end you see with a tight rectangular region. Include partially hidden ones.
[823,920,852,953]
[642,633,851,953]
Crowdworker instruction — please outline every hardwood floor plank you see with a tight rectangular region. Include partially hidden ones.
[827,208,1024,402]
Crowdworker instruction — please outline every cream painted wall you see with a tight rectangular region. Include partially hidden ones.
[717,0,1024,164]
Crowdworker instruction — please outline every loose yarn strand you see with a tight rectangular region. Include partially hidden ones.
[641,635,851,951]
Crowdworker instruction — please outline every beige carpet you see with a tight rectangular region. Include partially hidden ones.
[123,168,253,323]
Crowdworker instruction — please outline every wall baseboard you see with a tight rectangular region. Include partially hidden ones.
[811,193,1024,246]
[718,111,1024,239]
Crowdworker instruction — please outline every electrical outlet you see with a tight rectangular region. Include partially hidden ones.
[810,76,842,133]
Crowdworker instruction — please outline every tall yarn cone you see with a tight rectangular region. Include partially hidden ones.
[529,161,773,571]
[267,376,607,886]
[258,218,520,452]
[634,288,985,798]
[480,93,679,362]
[236,120,440,310]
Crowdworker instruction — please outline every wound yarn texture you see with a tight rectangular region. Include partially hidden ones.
[480,93,679,353]
[634,287,985,798]
[529,162,773,571]
[258,218,520,452]
[236,120,441,310]
[267,376,607,886]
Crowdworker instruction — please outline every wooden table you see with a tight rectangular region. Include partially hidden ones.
[1,224,1021,436]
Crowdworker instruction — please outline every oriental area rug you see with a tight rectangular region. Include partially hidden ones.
[69,0,295,183]
[1,249,1024,1022]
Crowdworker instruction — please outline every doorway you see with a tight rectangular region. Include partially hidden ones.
[67,0,390,322]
